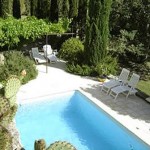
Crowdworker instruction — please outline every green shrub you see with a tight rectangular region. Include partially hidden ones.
[66,63,97,76]
[95,55,118,76]
[66,55,118,77]
[109,30,148,63]
[59,37,84,64]
[0,50,38,84]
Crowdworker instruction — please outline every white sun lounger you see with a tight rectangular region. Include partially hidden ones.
[43,45,57,63]
[101,68,130,94]
[31,47,47,64]
[109,73,140,100]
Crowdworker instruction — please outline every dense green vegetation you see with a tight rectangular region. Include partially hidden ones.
[59,37,84,64]
[85,0,112,65]
[0,16,70,49]
[0,51,38,84]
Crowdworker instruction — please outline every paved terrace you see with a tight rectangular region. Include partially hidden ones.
[17,60,150,146]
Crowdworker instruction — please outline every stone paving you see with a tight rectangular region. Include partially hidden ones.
[17,60,150,146]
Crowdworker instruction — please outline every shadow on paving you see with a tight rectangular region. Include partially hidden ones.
[44,59,66,70]
[80,84,150,123]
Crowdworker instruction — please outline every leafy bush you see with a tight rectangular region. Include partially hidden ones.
[66,63,96,76]
[66,55,118,77]
[0,51,38,84]
[109,30,148,63]
[95,55,118,76]
[59,37,84,64]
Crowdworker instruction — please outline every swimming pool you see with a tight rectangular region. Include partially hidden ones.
[15,90,150,150]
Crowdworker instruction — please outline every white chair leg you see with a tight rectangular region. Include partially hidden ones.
[114,93,119,101]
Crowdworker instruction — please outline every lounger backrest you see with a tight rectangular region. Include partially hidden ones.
[128,73,140,88]
[32,47,39,57]
[43,45,53,56]
[118,68,130,83]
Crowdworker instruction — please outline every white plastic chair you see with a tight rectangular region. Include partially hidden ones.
[43,45,57,63]
[109,73,140,100]
[101,68,130,94]
[31,47,47,64]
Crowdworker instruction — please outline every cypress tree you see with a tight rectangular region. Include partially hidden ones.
[69,0,79,18]
[75,0,88,40]
[84,0,112,65]
[37,0,50,19]
[58,0,69,18]
[1,0,13,18]
[24,0,30,16]
[13,0,21,18]
[50,0,58,22]
[0,0,2,17]
[30,0,38,16]
[20,0,30,16]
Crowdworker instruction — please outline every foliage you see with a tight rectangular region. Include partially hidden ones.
[36,0,50,19]
[30,0,38,16]
[110,0,150,50]
[66,63,96,76]
[109,29,148,63]
[0,16,70,49]
[95,55,118,76]
[69,0,79,18]
[75,0,88,40]
[50,0,59,22]
[84,0,112,65]
[24,0,30,16]
[13,0,21,18]
[0,50,38,84]
[58,0,70,18]
[66,55,118,76]
[59,37,84,64]
[1,0,13,18]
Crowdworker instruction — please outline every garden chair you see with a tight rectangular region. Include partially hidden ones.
[31,47,47,64]
[101,68,130,94]
[109,73,140,100]
[43,45,57,63]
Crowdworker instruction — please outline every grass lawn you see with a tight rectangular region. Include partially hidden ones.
[137,80,150,96]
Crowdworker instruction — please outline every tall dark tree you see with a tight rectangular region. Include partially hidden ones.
[84,0,112,65]
[13,0,21,18]
[37,0,50,19]
[60,0,70,17]
[75,0,88,40]
[30,0,38,16]
[110,0,150,50]
[50,0,58,22]
[0,0,2,16]
[69,0,79,18]
[1,0,13,18]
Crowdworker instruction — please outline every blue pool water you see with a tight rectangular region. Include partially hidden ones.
[15,91,150,150]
